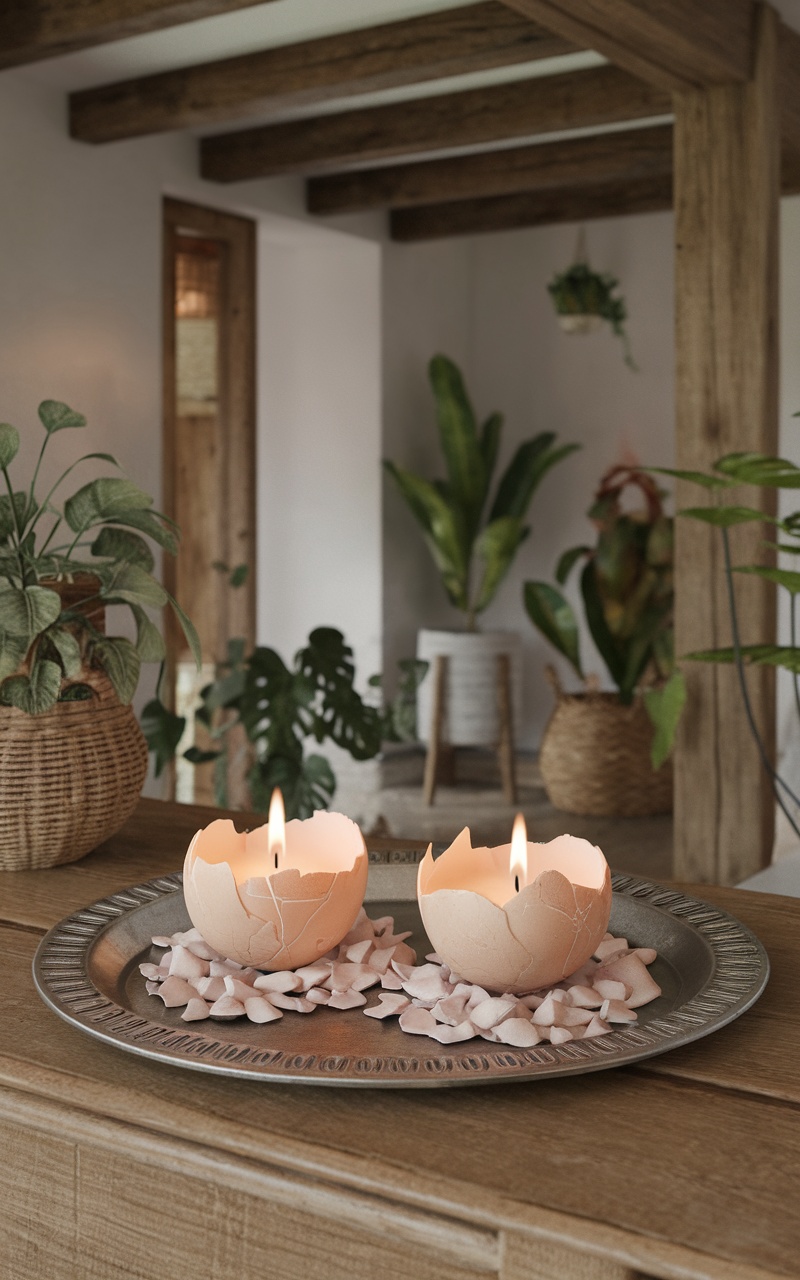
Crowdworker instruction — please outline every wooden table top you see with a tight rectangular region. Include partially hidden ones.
[2,797,798,1280]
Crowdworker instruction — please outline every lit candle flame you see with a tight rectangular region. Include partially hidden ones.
[510,813,528,893]
[268,787,286,870]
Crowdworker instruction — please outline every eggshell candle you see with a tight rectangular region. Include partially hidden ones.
[183,797,368,971]
[417,823,612,994]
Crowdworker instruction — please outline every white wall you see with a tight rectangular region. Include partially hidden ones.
[0,68,383,792]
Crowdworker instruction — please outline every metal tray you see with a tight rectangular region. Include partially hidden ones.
[32,872,769,1088]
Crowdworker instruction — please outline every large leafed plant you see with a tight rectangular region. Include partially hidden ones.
[524,464,684,766]
[0,399,199,715]
[384,355,579,631]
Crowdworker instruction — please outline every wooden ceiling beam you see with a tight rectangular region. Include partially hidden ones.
[307,124,674,215]
[0,0,273,71]
[70,2,578,144]
[388,141,800,242]
[498,0,754,91]
[390,174,674,241]
[201,65,670,182]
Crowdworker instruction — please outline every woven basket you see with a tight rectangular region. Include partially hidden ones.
[539,670,672,818]
[0,671,148,871]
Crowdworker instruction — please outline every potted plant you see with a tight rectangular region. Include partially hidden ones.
[0,399,199,870]
[146,624,426,820]
[548,261,636,370]
[384,353,579,748]
[523,463,683,816]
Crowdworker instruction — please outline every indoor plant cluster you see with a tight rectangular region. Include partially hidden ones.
[548,261,636,370]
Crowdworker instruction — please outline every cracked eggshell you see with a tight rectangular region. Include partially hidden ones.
[183,813,368,970]
[417,829,611,994]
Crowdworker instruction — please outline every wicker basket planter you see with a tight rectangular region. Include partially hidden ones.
[0,672,148,871]
[539,676,672,818]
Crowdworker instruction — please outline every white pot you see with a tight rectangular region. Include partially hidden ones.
[416,629,523,747]
[558,313,604,334]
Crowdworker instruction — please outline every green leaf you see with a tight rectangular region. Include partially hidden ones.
[230,563,248,588]
[46,626,83,678]
[0,491,28,542]
[490,436,580,522]
[523,581,582,677]
[140,697,186,777]
[0,630,29,680]
[715,452,800,488]
[38,400,87,433]
[643,671,686,769]
[106,508,179,556]
[0,584,61,637]
[0,423,20,469]
[679,505,780,528]
[299,627,383,762]
[685,643,800,674]
[99,562,167,609]
[383,460,469,610]
[733,564,800,594]
[472,516,528,614]
[581,561,628,695]
[90,636,141,703]
[0,658,62,714]
[650,466,736,491]
[478,413,503,495]
[428,354,486,543]
[184,746,221,765]
[91,526,155,572]
[555,545,589,585]
[64,477,153,535]
[166,590,202,668]
[131,605,166,662]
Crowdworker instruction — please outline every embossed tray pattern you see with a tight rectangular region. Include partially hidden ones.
[32,873,769,1087]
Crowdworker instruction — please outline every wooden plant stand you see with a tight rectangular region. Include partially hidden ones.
[422,653,517,806]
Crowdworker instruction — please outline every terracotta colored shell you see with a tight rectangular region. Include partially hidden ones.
[417,828,611,994]
[183,812,368,970]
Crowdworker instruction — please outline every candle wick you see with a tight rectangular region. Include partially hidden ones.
[273,849,279,870]
[515,875,520,893]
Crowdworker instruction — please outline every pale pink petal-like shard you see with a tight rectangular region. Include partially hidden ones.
[210,960,244,977]
[594,979,630,1002]
[253,971,303,993]
[185,939,218,961]
[597,953,662,1008]
[549,988,570,1004]
[193,975,227,1001]
[583,1014,612,1038]
[469,996,517,1030]
[168,945,207,981]
[532,994,568,1027]
[635,947,658,965]
[345,940,373,963]
[398,1006,438,1036]
[367,948,394,974]
[431,994,469,1026]
[155,976,196,1007]
[561,1006,594,1026]
[370,915,393,934]
[268,993,316,1013]
[151,936,173,948]
[428,1020,476,1044]
[494,1018,541,1048]
[600,998,638,1023]
[182,998,211,1021]
[139,962,163,980]
[208,995,246,1018]
[390,960,416,980]
[224,975,258,1002]
[550,1026,574,1044]
[306,987,331,1005]
[374,929,413,951]
[465,984,491,1009]
[293,963,332,990]
[364,993,410,1019]
[518,992,544,1010]
[145,980,160,995]
[244,996,283,1023]
[380,971,404,990]
[342,912,374,945]
[401,965,451,1003]
[567,984,603,1008]
[389,942,417,966]
[594,938,628,962]
[328,989,367,1010]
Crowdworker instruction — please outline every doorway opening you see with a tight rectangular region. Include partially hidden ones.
[162,198,256,804]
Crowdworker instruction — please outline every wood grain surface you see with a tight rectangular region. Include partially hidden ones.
[1,796,797,1280]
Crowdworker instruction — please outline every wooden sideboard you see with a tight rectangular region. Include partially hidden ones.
[1,798,798,1280]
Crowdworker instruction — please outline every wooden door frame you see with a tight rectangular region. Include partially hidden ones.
[162,197,257,690]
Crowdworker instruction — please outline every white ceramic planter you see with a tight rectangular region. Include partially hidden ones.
[416,629,523,747]
[558,314,604,334]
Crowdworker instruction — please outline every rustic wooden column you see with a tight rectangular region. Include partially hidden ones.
[673,3,779,884]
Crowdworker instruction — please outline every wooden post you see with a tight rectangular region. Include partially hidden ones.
[496,654,518,805]
[672,4,779,884]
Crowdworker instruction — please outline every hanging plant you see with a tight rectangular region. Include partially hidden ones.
[547,231,637,370]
